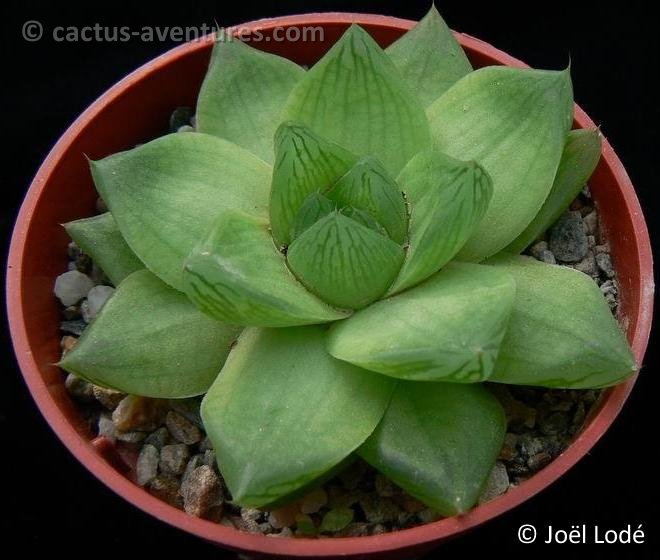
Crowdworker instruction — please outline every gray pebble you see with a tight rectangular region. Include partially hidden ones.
[54,270,95,306]
[97,413,116,441]
[168,398,204,429]
[582,210,599,235]
[181,454,205,487]
[137,444,159,486]
[144,427,170,450]
[538,249,557,265]
[116,430,146,443]
[595,252,615,278]
[529,240,549,259]
[571,253,597,277]
[549,211,589,263]
[478,461,510,504]
[202,449,216,469]
[60,319,87,336]
[159,443,190,475]
[181,465,223,518]
[64,373,95,402]
[67,241,81,260]
[86,285,115,319]
[166,410,202,445]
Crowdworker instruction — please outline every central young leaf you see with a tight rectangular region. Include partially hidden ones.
[286,212,405,309]
[325,155,408,244]
[269,123,357,247]
[283,25,431,176]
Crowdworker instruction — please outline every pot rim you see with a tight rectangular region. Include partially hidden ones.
[6,12,654,558]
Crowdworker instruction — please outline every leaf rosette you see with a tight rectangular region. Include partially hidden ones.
[60,6,635,513]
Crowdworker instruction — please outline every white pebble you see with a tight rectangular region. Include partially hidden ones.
[54,270,95,306]
[86,285,115,319]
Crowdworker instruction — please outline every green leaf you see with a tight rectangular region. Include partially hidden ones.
[325,155,408,244]
[287,212,404,309]
[327,263,515,382]
[270,123,357,247]
[201,326,395,507]
[291,192,336,239]
[60,270,240,398]
[283,25,431,176]
[339,206,387,236]
[183,211,348,327]
[386,5,472,107]
[196,34,304,163]
[91,133,271,290]
[64,212,144,286]
[427,66,573,261]
[504,128,602,253]
[359,381,506,515]
[486,254,636,388]
[319,508,354,533]
[390,150,492,294]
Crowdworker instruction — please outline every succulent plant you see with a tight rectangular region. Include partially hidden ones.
[60,7,635,516]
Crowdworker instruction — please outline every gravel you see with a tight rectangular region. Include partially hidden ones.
[58,164,622,537]
[54,270,95,306]
[548,210,589,262]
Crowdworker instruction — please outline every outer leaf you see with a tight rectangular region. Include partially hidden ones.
[487,254,636,388]
[325,155,408,244]
[287,213,404,309]
[201,326,395,507]
[359,382,506,515]
[196,34,305,163]
[64,212,144,286]
[183,211,348,327]
[504,128,602,253]
[91,133,271,290]
[427,66,573,261]
[60,270,240,398]
[390,150,492,294]
[386,5,472,107]
[327,263,515,382]
[283,25,431,176]
[270,123,357,246]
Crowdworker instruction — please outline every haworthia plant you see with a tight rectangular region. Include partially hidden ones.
[60,6,636,518]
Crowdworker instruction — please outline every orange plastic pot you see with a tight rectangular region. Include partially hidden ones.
[6,13,654,560]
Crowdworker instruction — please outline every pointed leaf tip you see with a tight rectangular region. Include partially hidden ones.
[287,212,404,309]
[283,24,430,175]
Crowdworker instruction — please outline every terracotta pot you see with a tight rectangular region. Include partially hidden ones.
[6,13,653,560]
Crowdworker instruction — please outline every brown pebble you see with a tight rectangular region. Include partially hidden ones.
[268,502,300,529]
[166,410,202,445]
[92,385,126,410]
[60,335,78,354]
[300,488,328,514]
[527,451,552,471]
[159,443,190,475]
[180,465,223,518]
[112,395,168,432]
[148,474,183,508]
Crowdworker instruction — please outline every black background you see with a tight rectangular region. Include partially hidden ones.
[1,1,657,557]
